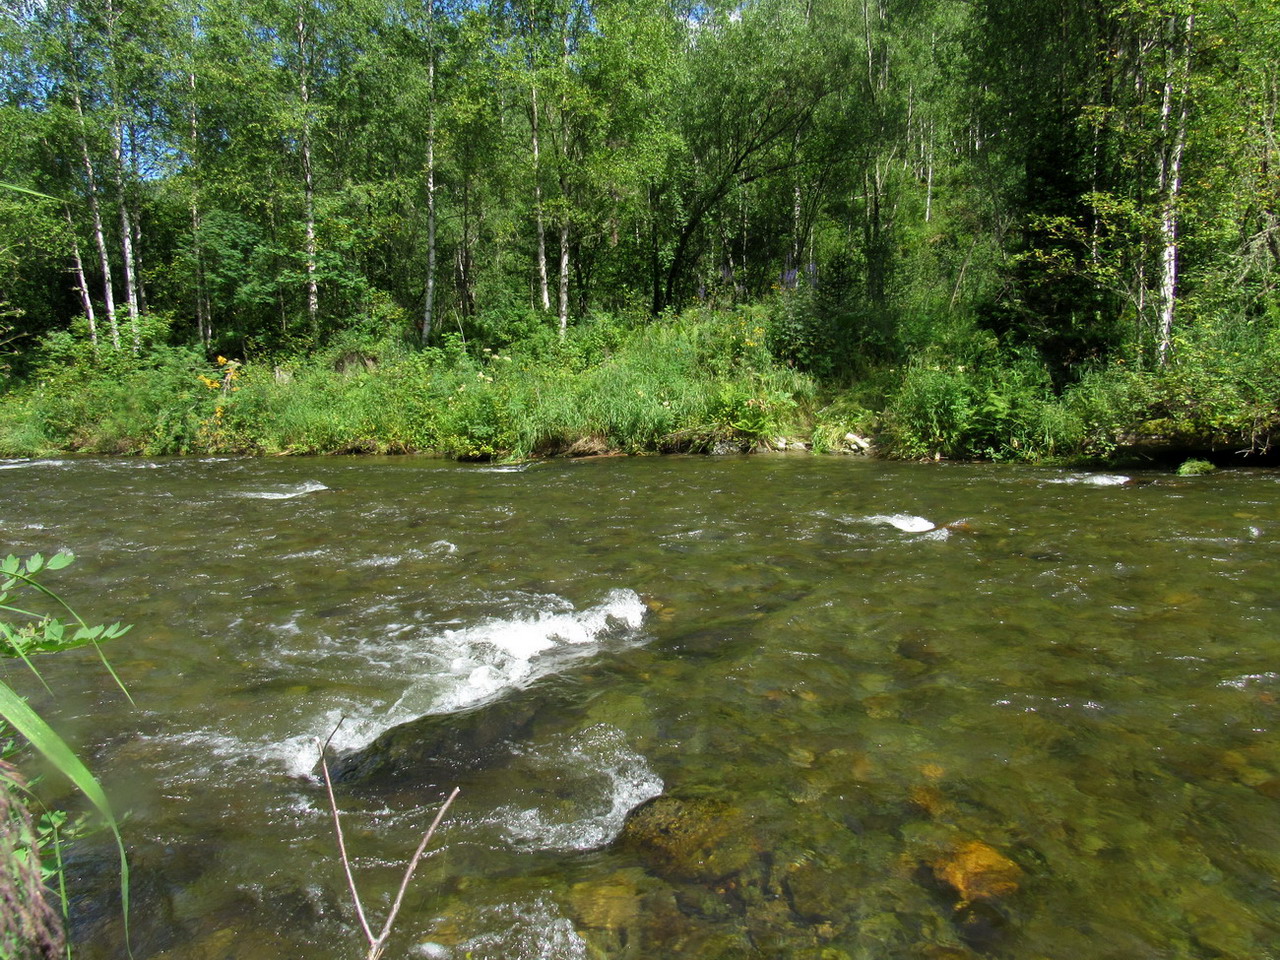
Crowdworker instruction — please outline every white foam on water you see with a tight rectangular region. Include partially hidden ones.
[866,513,937,534]
[1219,672,1280,690]
[278,548,333,561]
[431,897,589,960]
[1047,473,1131,486]
[275,588,648,776]
[101,459,173,470]
[138,590,648,783]
[352,542,458,568]
[0,459,70,470]
[353,550,428,568]
[131,729,272,789]
[496,724,663,852]
[235,480,329,499]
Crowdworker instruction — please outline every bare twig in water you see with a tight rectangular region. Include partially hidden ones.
[371,785,460,960]
[317,720,375,945]
[315,720,460,960]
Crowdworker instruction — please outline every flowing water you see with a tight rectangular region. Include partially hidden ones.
[3,454,1280,960]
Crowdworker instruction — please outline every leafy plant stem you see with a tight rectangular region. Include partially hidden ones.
[0,680,130,957]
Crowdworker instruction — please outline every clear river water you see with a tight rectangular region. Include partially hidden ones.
[3,454,1280,960]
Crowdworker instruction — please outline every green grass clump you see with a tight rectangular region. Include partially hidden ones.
[1177,458,1215,476]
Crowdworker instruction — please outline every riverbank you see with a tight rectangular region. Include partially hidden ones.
[1,307,1276,465]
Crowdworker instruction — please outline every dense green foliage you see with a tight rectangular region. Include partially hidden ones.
[1,0,1277,460]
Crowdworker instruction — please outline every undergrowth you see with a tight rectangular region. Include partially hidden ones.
[1,303,1276,463]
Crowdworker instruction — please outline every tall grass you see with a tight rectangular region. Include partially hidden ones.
[3,305,1275,462]
[0,310,817,460]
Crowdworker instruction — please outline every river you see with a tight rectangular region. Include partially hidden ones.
[3,454,1279,959]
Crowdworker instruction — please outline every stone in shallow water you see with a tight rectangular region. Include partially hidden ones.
[952,899,1009,952]
[618,795,758,883]
[783,859,861,923]
[323,676,583,787]
[930,840,1022,903]
[569,870,643,931]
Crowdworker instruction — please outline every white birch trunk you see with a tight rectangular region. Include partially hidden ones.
[1156,13,1193,367]
[924,119,934,224]
[193,204,209,347]
[66,207,98,349]
[423,0,438,343]
[186,22,210,347]
[792,182,802,270]
[297,9,319,329]
[190,165,211,346]
[531,82,550,312]
[113,119,141,353]
[73,89,119,349]
[558,219,569,337]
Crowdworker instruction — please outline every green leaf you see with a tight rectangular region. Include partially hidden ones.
[0,182,63,202]
[0,680,130,952]
[25,553,45,575]
[46,552,74,572]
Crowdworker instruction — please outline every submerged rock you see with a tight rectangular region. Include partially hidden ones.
[952,899,1010,952]
[569,870,647,933]
[618,795,758,884]
[324,676,583,787]
[929,840,1022,903]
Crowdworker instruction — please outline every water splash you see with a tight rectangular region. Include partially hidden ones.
[495,724,663,851]
[0,459,70,470]
[427,897,590,960]
[277,589,649,775]
[1047,473,1131,487]
[866,513,938,534]
[236,480,330,499]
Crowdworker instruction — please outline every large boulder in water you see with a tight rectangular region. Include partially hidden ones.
[322,676,585,789]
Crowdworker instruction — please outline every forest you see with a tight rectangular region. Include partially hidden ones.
[1,0,1278,461]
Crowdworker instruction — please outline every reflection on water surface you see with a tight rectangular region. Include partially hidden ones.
[3,455,1279,959]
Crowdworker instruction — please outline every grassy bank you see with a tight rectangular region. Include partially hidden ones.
[1,305,1277,464]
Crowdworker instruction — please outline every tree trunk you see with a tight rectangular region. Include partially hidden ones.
[66,207,98,350]
[422,0,438,343]
[456,179,476,317]
[112,119,141,353]
[558,218,569,337]
[73,89,119,350]
[531,82,551,312]
[1156,13,1193,367]
[924,118,934,224]
[791,182,802,271]
[192,203,210,348]
[128,121,148,316]
[297,7,319,331]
